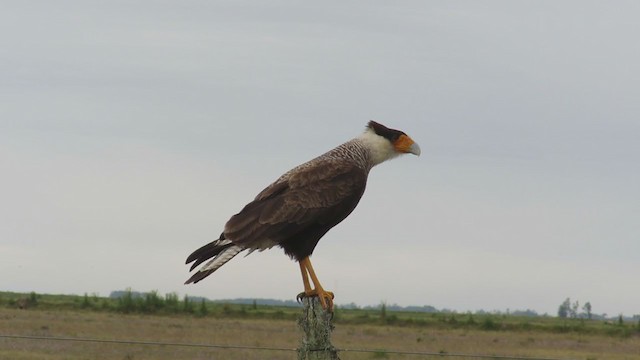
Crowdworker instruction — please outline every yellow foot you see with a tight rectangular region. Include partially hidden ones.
[296,289,335,311]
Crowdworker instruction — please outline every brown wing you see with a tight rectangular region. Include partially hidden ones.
[223,160,368,259]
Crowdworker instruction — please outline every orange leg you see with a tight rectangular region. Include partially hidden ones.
[297,257,334,311]
[299,261,312,294]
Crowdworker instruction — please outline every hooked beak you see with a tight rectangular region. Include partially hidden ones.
[408,142,421,156]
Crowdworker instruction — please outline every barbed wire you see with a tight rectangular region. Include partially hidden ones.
[337,346,577,360]
[0,334,579,360]
[0,334,295,352]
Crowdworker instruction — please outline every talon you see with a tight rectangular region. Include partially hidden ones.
[318,291,334,312]
[296,292,308,303]
[295,289,335,312]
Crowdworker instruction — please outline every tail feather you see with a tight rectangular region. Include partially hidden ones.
[185,236,243,284]
[186,238,233,271]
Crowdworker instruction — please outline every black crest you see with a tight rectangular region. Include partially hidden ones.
[367,121,405,142]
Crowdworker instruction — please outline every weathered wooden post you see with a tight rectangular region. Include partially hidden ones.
[297,297,339,360]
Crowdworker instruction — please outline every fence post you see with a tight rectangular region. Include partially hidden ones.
[297,297,339,360]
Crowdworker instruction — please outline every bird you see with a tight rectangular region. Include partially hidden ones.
[185,120,420,311]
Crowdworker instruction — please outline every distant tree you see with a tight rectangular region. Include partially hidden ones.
[512,309,539,317]
[558,298,571,318]
[183,295,194,313]
[29,292,39,307]
[118,289,136,313]
[165,292,179,313]
[582,302,592,320]
[143,290,163,313]
[570,300,579,318]
[223,303,232,315]
[198,299,208,316]
[81,293,91,309]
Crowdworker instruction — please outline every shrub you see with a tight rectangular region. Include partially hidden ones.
[117,288,136,313]
[142,291,163,313]
[165,293,180,313]
[196,299,209,317]
[182,295,194,313]
[480,317,500,331]
[29,292,39,307]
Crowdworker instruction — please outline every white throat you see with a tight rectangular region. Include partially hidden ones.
[357,127,400,166]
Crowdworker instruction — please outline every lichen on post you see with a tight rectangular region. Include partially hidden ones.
[297,297,339,360]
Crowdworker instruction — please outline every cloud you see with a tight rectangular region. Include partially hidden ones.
[1,1,638,316]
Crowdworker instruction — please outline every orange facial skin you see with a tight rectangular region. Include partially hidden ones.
[394,134,416,153]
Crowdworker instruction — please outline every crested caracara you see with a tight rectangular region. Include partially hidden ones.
[185,121,420,311]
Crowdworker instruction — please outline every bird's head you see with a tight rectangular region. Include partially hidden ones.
[360,120,421,166]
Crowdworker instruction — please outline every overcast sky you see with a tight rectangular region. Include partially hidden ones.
[1,1,639,317]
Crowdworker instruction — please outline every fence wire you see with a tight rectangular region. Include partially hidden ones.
[1,334,578,360]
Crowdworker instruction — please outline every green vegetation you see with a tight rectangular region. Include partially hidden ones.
[0,290,300,321]
[2,291,640,360]
[1,290,638,339]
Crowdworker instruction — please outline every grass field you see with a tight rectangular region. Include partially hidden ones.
[2,308,640,359]
[1,292,639,359]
